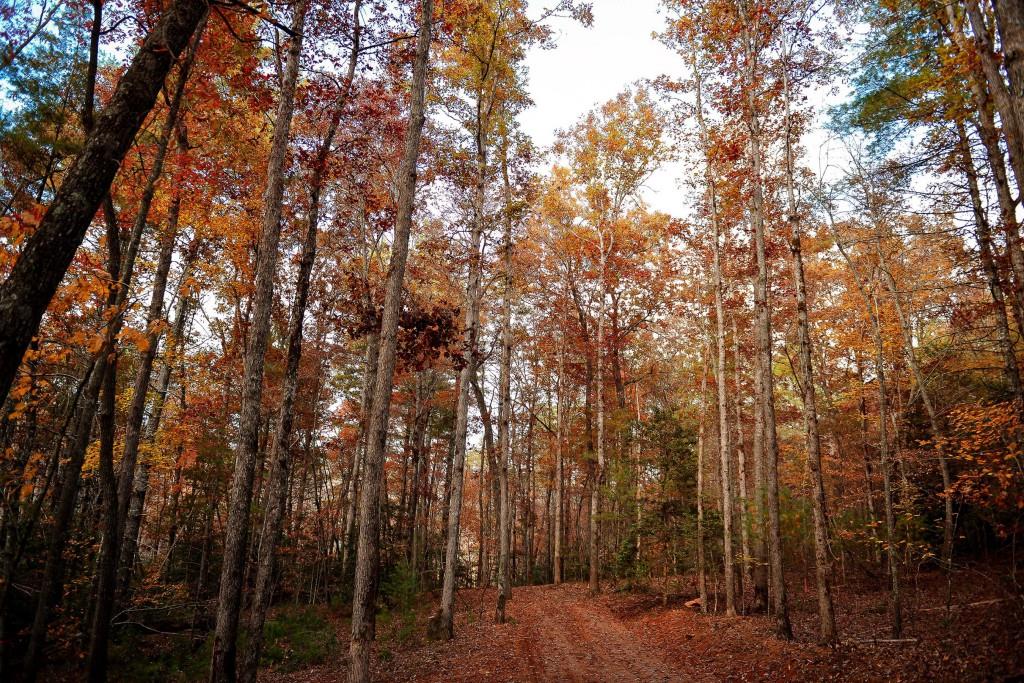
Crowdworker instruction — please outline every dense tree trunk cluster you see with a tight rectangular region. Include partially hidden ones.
[0,0,1023,679]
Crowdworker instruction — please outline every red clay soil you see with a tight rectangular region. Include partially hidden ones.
[265,567,1024,682]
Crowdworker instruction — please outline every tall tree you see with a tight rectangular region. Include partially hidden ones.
[495,136,515,623]
[779,19,836,644]
[209,0,311,677]
[691,54,736,616]
[87,30,203,678]
[738,0,791,636]
[239,7,362,680]
[0,0,210,406]
[348,0,433,678]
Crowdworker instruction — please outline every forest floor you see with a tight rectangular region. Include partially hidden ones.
[263,565,1024,682]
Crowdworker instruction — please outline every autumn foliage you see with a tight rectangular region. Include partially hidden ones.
[0,0,1023,680]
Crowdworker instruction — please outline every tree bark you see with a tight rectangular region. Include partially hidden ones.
[749,295,769,612]
[964,0,1024,188]
[787,196,837,644]
[590,233,608,595]
[101,32,201,636]
[85,193,124,683]
[26,18,196,667]
[731,316,753,606]
[993,0,1024,137]
[408,376,431,567]
[240,6,360,677]
[823,213,902,639]
[956,121,1024,408]
[780,43,835,644]
[871,292,902,638]
[878,261,954,567]
[438,14,491,633]
[711,190,736,615]
[348,1,432,678]
[438,191,485,637]
[740,6,791,635]
[946,3,1024,336]
[119,267,195,599]
[0,0,210,406]
[692,57,736,615]
[342,328,379,575]
[570,283,597,460]
[477,425,488,586]
[695,341,710,613]
[495,144,514,624]
[209,1,309,677]
[554,338,565,584]
[471,369,500,586]
[24,358,106,679]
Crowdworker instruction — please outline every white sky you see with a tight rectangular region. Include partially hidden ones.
[521,0,692,217]
[519,0,854,221]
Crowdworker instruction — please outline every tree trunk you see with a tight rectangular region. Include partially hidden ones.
[947,4,1024,336]
[731,317,753,606]
[85,209,123,683]
[711,192,735,615]
[108,42,199,618]
[495,144,514,624]
[571,283,596,462]
[787,205,837,644]
[993,0,1024,138]
[0,0,210,406]
[343,328,379,575]
[632,384,642,567]
[878,262,954,567]
[590,235,608,595]
[750,302,769,612]
[26,35,187,670]
[741,9,791,634]
[692,55,735,614]
[348,1,432,678]
[409,377,431,567]
[437,28,491,634]
[956,121,1024,408]
[440,431,456,583]
[237,11,358,664]
[24,362,105,678]
[824,216,902,639]
[209,1,309,677]
[525,408,536,584]
[438,183,485,638]
[477,434,487,586]
[781,46,836,644]
[872,292,903,638]
[964,0,1024,188]
[247,23,359,650]
[554,339,565,584]
[471,369,500,586]
[118,287,193,598]
[696,342,710,614]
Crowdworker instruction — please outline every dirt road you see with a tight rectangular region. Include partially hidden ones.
[267,576,1024,682]
[365,584,740,682]
[501,584,703,682]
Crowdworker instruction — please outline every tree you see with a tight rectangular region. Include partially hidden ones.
[0,0,210,407]
[778,7,836,643]
[555,87,670,595]
[349,0,433,678]
[209,0,310,678]
[691,53,736,616]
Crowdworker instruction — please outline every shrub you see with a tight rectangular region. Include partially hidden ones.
[260,605,339,672]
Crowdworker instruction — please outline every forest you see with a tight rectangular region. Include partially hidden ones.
[0,0,1023,680]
